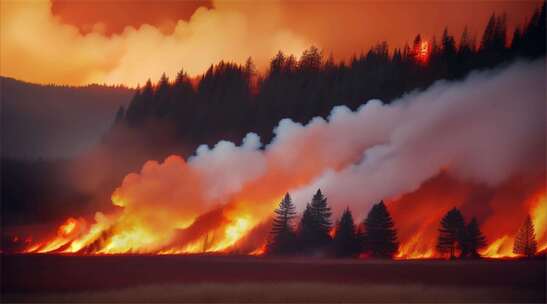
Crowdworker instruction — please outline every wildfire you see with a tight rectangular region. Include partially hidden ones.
[209,217,252,252]
[250,243,267,256]
[25,217,86,253]
[59,218,77,236]
[22,189,547,258]
[395,233,435,260]
[480,190,546,258]
[415,41,430,64]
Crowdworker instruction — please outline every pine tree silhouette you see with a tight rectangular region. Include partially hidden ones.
[437,207,466,259]
[112,4,545,170]
[333,207,361,258]
[310,189,332,236]
[465,217,487,258]
[297,189,332,254]
[362,201,398,258]
[513,215,537,258]
[266,193,297,255]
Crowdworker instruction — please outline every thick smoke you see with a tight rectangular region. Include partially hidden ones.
[291,59,545,218]
[0,0,310,86]
[99,59,544,253]
[2,1,539,87]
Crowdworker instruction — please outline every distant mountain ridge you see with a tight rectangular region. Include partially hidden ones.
[1,76,134,159]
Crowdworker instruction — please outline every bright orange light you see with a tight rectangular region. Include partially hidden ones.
[250,243,267,256]
[329,227,336,238]
[59,217,77,237]
[480,190,546,258]
[415,41,430,64]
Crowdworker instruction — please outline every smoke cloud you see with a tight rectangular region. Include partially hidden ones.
[2,1,541,87]
[0,0,310,87]
[291,59,545,218]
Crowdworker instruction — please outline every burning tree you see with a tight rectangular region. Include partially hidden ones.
[437,207,466,259]
[297,189,332,254]
[465,217,487,258]
[332,207,361,258]
[266,193,297,255]
[362,201,398,258]
[513,215,537,258]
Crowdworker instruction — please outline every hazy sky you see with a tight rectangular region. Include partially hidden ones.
[1,0,541,87]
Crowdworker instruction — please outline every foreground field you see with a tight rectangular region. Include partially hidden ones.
[1,255,545,303]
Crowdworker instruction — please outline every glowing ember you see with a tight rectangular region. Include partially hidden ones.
[250,244,267,256]
[415,41,430,63]
[59,218,78,236]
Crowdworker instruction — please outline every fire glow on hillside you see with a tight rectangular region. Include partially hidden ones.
[19,59,546,259]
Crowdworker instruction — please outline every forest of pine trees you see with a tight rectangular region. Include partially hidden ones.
[266,191,398,258]
[105,6,545,161]
[267,196,540,259]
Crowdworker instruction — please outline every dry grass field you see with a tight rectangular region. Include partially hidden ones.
[1,255,545,303]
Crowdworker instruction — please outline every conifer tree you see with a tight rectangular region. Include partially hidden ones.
[465,217,487,258]
[437,207,466,259]
[297,189,332,253]
[362,201,398,258]
[310,189,332,237]
[513,215,537,258]
[267,193,297,255]
[333,207,361,258]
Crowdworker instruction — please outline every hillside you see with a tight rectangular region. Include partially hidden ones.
[0,77,133,159]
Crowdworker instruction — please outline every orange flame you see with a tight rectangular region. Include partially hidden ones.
[480,191,546,258]
[415,41,430,64]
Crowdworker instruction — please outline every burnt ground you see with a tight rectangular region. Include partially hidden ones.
[1,254,545,303]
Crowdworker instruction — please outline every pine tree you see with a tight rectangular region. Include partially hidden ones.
[266,193,297,255]
[437,207,466,259]
[513,215,537,258]
[310,189,332,237]
[465,217,487,258]
[362,201,398,258]
[333,207,361,258]
[297,189,332,253]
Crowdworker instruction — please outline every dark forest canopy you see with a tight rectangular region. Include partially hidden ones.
[109,7,545,159]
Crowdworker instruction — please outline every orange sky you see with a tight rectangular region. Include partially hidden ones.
[1,0,542,87]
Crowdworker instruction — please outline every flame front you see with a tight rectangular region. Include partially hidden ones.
[25,188,546,257]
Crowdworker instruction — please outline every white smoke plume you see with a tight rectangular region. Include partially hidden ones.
[291,59,545,218]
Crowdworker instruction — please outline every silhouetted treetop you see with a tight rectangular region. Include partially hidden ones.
[362,201,398,258]
[111,4,545,158]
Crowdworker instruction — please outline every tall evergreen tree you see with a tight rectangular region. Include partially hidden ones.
[297,189,332,253]
[437,207,466,259]
[112,5,545,171]
[310,189,332,236]
[362,201,398,258]
[333,207,361,258]
[465,217,487,258]
[266,193,297,255]
[513,215,537,258]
